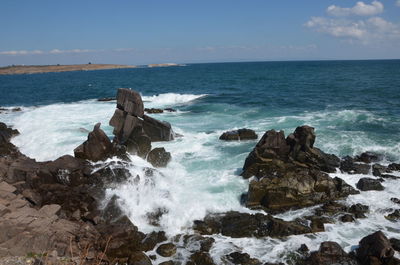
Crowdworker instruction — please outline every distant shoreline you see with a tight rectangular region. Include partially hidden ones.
[0,64,136,75]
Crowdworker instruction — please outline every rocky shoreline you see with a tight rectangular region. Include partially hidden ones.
[0,88,399,265]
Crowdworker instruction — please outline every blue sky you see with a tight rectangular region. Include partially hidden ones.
[0,0,399,66]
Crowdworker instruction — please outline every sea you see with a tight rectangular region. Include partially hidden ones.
[1,60,399,264]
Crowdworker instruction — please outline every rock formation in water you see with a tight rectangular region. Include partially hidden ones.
[219,128,258,141]
[241,125,358,213]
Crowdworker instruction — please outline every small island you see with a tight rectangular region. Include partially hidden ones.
[0,63,136,75]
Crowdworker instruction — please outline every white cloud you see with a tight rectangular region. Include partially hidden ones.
[305,16,400,43]
[49,48,95,54]
[0,50,44,55]
[396,0,400,7]
[327,1,384,16]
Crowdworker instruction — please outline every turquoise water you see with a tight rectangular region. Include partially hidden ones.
[1,60,400,263]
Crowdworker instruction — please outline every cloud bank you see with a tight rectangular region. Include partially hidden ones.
[327,1,384,16]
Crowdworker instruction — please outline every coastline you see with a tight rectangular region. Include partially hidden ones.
[0,64,136,75]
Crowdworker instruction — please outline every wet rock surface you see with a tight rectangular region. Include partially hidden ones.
[241,126,357,213]
[356,178,385,191]
[219,128,258,141]
[147,147,171,167]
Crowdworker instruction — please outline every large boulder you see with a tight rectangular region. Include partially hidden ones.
[306,241,358,265]
[241,126,356,213]
[219,129,258,141]
[116,88,144,118]
[356,231,397,265]
[74,123,113,162]
[142,114,174,142]
[356,178,384,191]
[147,147,171,167]
[193,211,312,238]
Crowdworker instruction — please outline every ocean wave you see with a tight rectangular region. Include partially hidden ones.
[141,93,207,107]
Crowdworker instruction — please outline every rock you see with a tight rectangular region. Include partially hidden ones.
[159,261,174,265]
[226,252,261,265]
[373,164,390,177]
[74,123,113,162]
[98,97,115,102]
[340,156,371,174]
[147,147,171,167]
[298,244,309,253]
[385,210,400,222]
[109,108,127,136]
[164,108,176,112]
[391,198,400,204]
[388,163,400,171]
[143,114,174,142]
[390,238,400,252]
[141,231,167,251]
[145,108,164,114]
[240,126,354,213]
[381,174,400,180]
[356,178,384,191]
[193,211,312,238]
[340,214,355,222]
[156,243,177,257]
[306,241,358,265]
[116,88,144,118]
[356,152,383,163]
[356,231,395,265]
[127,134,152,158]
[219,128,258,141]
[127,251,152,265]
[188,251,216,265]
[348,203,369,218]
[178,234,215,252]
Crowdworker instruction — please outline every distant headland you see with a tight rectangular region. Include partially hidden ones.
[0,63,136,75]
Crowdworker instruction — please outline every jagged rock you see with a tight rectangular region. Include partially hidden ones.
[126,134,152,158]
[0,123,20,156]
[381,174,400,180]
[156,243,177,257]
[98,97,115,101]
[356,231,396,265]
[340,214,355,222]
[147,147,171,167]
[390,238,400,252]
[219,128,258,141]
[177,234,215,252]
[385,210,400,222]
[164,108,176,112]
[340,156,371,174]
[356,178,384,191]
[141,231,167,251]
[348,203,369,218]
[391,198,400,204]
[388,163,400,171]
[145,108,163,114]
[226,252,261,265]
[306,241,358,265]
[193,211,312,238]
[373,164,390,177]
[356,152,383,163]
[188,251,216,265]
[240,126,354,212]
[74,123,113,162]
[117,88,144,118]
[143,114,174,142]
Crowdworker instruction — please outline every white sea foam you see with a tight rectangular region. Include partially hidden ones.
[142,93,207,107]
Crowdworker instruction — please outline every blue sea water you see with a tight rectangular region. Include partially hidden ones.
[1,60,400,263]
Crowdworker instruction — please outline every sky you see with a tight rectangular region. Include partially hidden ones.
[0,0,399,66]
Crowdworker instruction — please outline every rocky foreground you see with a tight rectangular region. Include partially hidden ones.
[0,89,400,265]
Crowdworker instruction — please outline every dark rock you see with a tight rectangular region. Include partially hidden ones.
[356,178,384,191]
[188,251,216,265]
[219,128,258,141]
[388,163,400,171]
[349,204,369,218]
[102,195,123,223]
[381,174,400,180]
[226,252,261,265]
[143,114,174,142]
[193,211,311,238]
[390,238,400,252]
[175,234,215,253]
[356,152,383,163]
[127,251,152,265]
[241,126,354,213]
[141,231,167,252]
[147,147,171,167]
[127,134,152,158]
[373,164,390,177]
[356,231,395,265]
[117,88,144,118]
[156,243,177,257]
[298,244,309,253]
[340,214,355,222]
[159,261,174,265]
[109,108,127,136]
[385,210,400,222]
[340,156,371,174]
[146,208,167,226]
[74,123,113,162]
[164,108,176,112]
[11,107,22,112]
[307,241,358,265]
[391,198,400,204]
[98,97,115,102]
[145,108,164,114]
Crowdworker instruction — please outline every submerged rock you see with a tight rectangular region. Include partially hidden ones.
[356,178,384,191]
[226,252,261,265]
[385,209,400,222]
[145,108,164,114]
[156,243,177,257]
[219,128,258,141]
[355,151,383,164]
[340,156,371,174]
[306,241,358,265]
